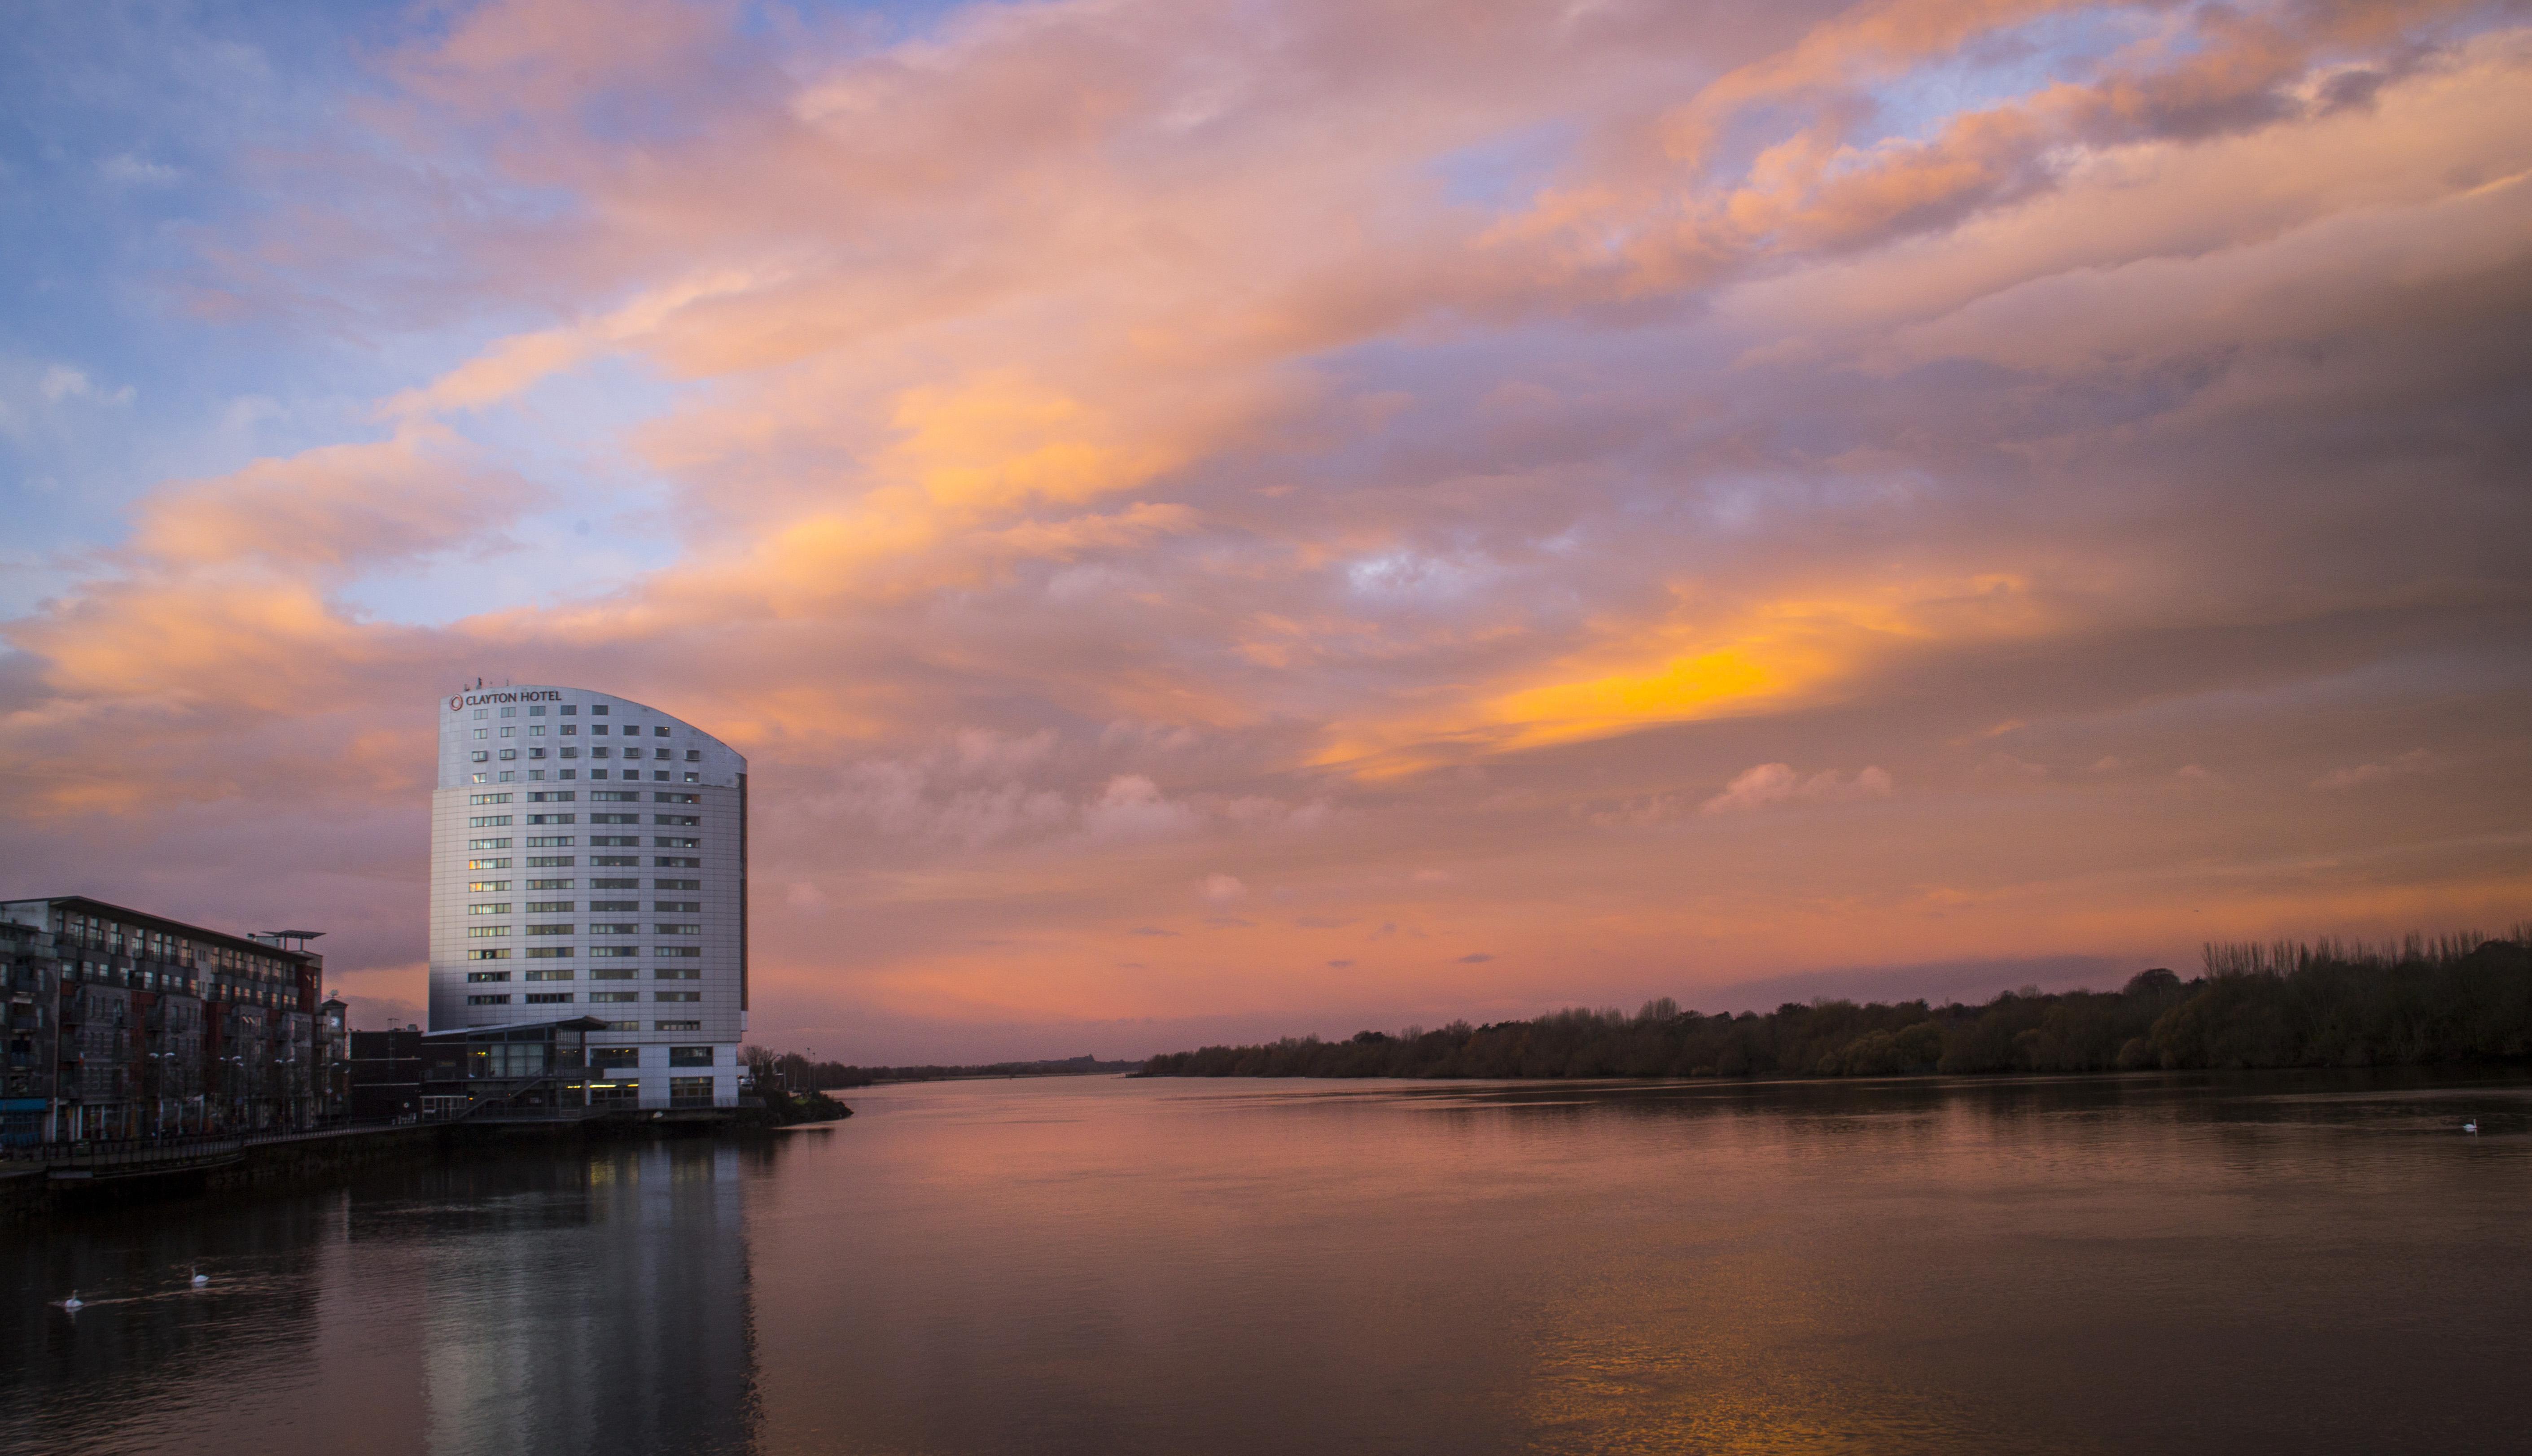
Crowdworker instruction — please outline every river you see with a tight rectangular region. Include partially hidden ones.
[4,1071,2528,1454]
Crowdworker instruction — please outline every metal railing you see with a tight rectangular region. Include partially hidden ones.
[0,1117,422,1168]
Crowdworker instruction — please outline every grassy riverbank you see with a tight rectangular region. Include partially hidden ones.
[1140,929,2532,1081]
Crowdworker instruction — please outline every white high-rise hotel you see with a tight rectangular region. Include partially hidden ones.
[430,686,747,1108]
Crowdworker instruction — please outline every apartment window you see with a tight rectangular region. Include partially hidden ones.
[591,922,639,936]
[590,1045,639,1069]
[685,750,700,761]
[591,946,639,959]
[653,726,670,738]
[466,971,511,983]
[592,705,609,716]
[654,901,701,913]
[591,724,609,736]
[468,994,511,1006]
[523,947,573,960]
[468,902,512,916]
[470,792,513,806]
[527,878,574,890]
[467,857,512,870]
[468,948,509,961]
[657,878,701,891]
[469,815,512,828]
[466,837,512,850]
[654,770,670,781]
[467,880,512,893]
[561,748,578,760]
[591,746,610,760]
[590,769,609,779]
[656,836,701,849]
[590,992,639,1003]
[683,772,700,782]
[526,900,573,913]
[524,993,573,1005]
[591,900,639,912]
[526,923,574,936]
[656,923,702,936]
[655,991,701,1003]
[560,769,577,779]
[466,926,509,939]
[655,968,700,980]
[669,1046,714,1067]
[656,1020,701,1032]
[523,968,574,981]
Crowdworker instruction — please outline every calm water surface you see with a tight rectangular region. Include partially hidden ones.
[5,1072,2530,1455]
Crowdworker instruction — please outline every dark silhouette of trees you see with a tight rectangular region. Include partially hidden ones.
[1139,927,2532,1081]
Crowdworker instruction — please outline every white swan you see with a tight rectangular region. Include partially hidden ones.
[190,1268,210,1287]
[58,1291,82,1312]
[2464,1119,2479,1134]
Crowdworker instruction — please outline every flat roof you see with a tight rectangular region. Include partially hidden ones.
[0,895,321,963]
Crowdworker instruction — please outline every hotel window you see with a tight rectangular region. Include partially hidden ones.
[593,854,639,867]
[590,1045,638,1069]
[655,1020,701,1032]
[560,769,577,779]
[591,922,638,935]
[657,878,701,891]
[466,971,510,983]
[526,900,573,913]
[468,903,512,916]
[526,813,574,825]
[474,708,488,720]
[470,792,513,805]
[653,770,670,781]
[561,724,577,735]
[591,724,609,735]
[528,747,546,759]
[591,834,637,846]
[654,726,670,737]
[524,947,573,960]
[499,748,517,761]
[471,750,489,763]
[472,726,487,739]
[500,726,515,737]
[655,855,701,868]
[525,835,574,848]
[590,769,609,779]
[471,773,488,783]
[467,994,512,1006]
[685,750,700,761]
[590,991,640,1003]
[467,837,512,850]
[498,771,517,782]
[469,814,512,828]
[468,857,512,870]
[683,772,699,782]
[501,707,516,718]
[655,991,701,1003]
[530,704,545,716]
[523,968,574,980]
[591,946,639,958]
[656,836,701,848]
[592,874,639,887]
[468,949,510,961]
[657,792,699,804]
[469,879,513,893]
[526,855,575,868]
[524,993,573,1005]
[527,770,544,780]
[526,923,574,936]
[530,724,545,737]
[591,899,639,912]
[655,967,700,980]
[592,747,610,759]
[654,901,700,913]
[656,923,702,936]
[591,705,608,716]
[591,967,636,980]
[561,748,578,759]
[656,813,699,826]
[467,926,509,939]
[656,946,702,958]
[561,705,577,717]
[669,1046,714,1067]
[527,790,575,803]
[527,878,574,890]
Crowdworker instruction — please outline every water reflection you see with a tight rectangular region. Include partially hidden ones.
[5,1073,2530,1455]
[0,1141,765,1456]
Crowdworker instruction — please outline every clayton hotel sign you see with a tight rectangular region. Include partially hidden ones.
[450,689,564,710]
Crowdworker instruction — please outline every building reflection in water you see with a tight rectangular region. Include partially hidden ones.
[414,1142,762,1456]
[0,1139,767,1456]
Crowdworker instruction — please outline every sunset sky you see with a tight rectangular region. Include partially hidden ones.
[4,0,2528,1061]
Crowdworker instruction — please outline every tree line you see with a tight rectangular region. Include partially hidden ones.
[742,1048,1139,1090]
[1138,927,2532,1081]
